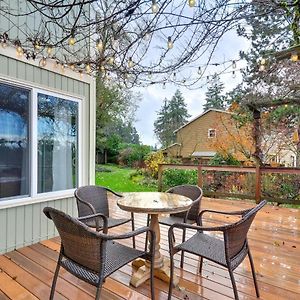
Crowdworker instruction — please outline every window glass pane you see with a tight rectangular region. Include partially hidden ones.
[38,93,78,193]
[0,83,30,199]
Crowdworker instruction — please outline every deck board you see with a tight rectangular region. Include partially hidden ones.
[0,197,299,299]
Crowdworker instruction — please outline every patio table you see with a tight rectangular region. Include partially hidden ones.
[117,192,192,287]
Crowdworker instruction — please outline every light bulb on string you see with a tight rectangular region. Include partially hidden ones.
[206,75,210,83]
[61,63,65,72]
[232,60,236,69]
[144,32,151,41]
[108,56,114,65]
[47,46,53,55]
[259,64,265,72]
[40,56,47,67]
[197,66,202,75]
[188,0,196,7]
[86,64,91,73]
[96,39,103,51]
[148,71,152,79]
[167,36,173,49]
[291,51,298,62]
[173,72,176,80]
[232,70,236,78]
[69,35,76,46]
[128,57,134,68]
[112,38,119,50]
[99,65,105,73]
[70,64,75,71]
[79,70,83,79]
[34,40,41,50]
[162,82,166,89]
[1,33,8,48]
[151,0,158,13]
[260,58,266,65]
[16,46,23,57]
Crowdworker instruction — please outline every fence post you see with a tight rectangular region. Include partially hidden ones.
[158,164,163,192]
[255,165,261,203]
[197,165,203,188]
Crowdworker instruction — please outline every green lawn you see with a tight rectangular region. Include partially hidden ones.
[95,164,157,192]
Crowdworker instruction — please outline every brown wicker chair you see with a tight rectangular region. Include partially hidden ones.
[43,207,156,300]
[75,185,136,248]
[146,185,203,267]
[168,200,267,300]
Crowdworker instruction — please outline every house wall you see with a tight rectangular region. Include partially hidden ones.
[176,111,232,158]
[0,49,96,254]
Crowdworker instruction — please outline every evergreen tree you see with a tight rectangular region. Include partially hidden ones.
[203,74,226,111]
[154,90,190,148]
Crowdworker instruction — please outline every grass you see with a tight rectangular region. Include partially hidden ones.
[95,164,157,192]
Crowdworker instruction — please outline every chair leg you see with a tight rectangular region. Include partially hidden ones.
[145,214,150,252]
[95,280,104,300]
[199,257,203,274]
[168,253,175,300]
[180,228,186,268]
[248,250,260,298]
[50,260,61,299]
[228,268,239,300]
[131,212,136,248]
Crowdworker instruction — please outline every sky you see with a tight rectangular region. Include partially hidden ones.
[133,30,251,146]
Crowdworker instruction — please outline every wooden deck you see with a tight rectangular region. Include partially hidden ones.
[0,197,299,300]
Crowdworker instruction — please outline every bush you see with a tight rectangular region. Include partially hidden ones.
[162,169,197,190]
[118,144,151,167]
[144,151,167,178]
[209,153,241,166]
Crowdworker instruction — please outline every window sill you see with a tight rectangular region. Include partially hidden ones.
[0,189,75,210]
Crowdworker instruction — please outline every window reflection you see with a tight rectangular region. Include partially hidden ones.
[0,83,29,199]
[38,93,78,193]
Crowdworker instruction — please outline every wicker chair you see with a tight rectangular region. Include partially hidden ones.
[75,185,136,248]
[146,185,203,267]
[43,207,156,300]
[168,200,267,300]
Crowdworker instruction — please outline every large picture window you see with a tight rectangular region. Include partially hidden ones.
[38,93,78,193]
[0,83,30,199]
[0,81,80,200]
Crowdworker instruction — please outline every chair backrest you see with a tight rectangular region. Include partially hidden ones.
[224,200,267,260]
[75,185,109,218]
[169,185,203,221]
[43,207,103,273]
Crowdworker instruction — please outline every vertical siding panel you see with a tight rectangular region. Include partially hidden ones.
[25,64,34,82]
[32,203,41,243]
[48,71,55,89]
[0,56,9,76]
[24,205,33,245]
[18,62,26,81]
[41,69,49,86]
[6,209,16,251]
[55,74,62,90]
[61,76,69,94]
[8,58,17,78]
[40,203,48,239]
[15,206,25,248]
[0,209,7,253]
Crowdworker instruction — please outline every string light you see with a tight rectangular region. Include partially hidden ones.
[148,71,152,79]
[86,64,91,73]
[232,60,236,69]
[128,57,134,68]
[40,56,47,67]
[69,35,76,46]
[144,32,151,41]
[167,36,173,49]
[232,70,236,78]
[206,75,210,82]
[173,72,176,80]
[60,63,65,72]
[108,56,114,65]
[96,39,103,51]
[197,66,202,75]
[79,70,83,79]
[47,46,53,55]
[259,64,265,72]
[151,0,159,13]
[70,63,75,71]
[99,65,105,73]
[111,38,119,49]
[162,82,166,89]
[290,51,298,62]
[188,0,196,7]
[34,40,41,50]
[260,58,266,65]
[1,33,8,48]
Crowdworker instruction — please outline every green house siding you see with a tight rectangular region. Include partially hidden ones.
[0,52,95,254]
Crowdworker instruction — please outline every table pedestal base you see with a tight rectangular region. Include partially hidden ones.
[130,258,179,287]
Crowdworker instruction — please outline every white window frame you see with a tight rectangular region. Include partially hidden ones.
[0,79,83,208]
[208,128,216,138]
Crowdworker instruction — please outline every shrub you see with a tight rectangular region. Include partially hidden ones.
[162,169,197,190]
[209,153,241,166]
[144,151,167,178]
[118,144,151,167]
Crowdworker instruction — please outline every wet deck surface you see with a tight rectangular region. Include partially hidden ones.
[0,197,299,299]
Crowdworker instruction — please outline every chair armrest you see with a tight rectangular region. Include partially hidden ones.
[78,213,108,233]
[76,197,97,215]
[197,208,250,225]
[103,226,154,241]
[104,186,123,198]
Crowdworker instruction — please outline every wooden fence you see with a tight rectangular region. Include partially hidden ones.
[158,164,300,204]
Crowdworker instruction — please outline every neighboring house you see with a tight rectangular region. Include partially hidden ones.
[163,109,232,163]
[163,108,297,167]
[0,7,96,254]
